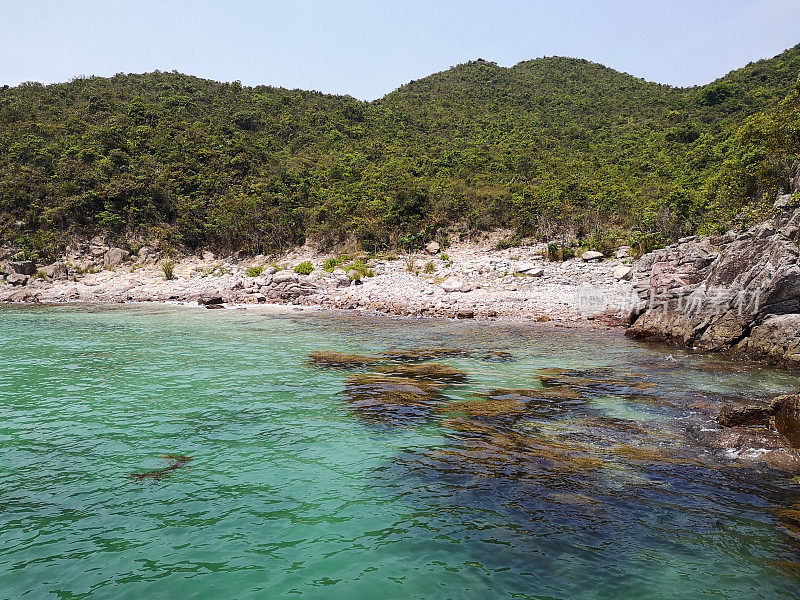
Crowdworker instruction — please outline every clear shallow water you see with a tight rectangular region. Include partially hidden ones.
[1,305,799,600]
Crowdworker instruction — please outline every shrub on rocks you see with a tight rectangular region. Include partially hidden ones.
[294,261,314,275]
[161,261,176,280]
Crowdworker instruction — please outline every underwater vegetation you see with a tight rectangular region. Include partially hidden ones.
[131,454,193,482]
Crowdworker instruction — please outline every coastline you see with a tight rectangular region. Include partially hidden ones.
[0,241,637,326]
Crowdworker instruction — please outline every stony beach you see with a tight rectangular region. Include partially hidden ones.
[0,239,638,323]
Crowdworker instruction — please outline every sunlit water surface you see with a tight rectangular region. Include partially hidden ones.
[1,305,799,599]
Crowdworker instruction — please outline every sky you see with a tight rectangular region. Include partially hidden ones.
[2,0,800,100]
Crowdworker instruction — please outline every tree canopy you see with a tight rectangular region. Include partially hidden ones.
[1,44,799,261]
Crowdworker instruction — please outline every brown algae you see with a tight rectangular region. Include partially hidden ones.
[131,454,193,481]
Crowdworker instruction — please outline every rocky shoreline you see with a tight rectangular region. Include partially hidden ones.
[627,191,800,370]
[0,240,637,324]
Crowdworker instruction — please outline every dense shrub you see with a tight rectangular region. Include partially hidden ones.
[0,45,798,255]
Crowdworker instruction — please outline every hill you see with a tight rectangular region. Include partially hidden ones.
[1,44,799,261]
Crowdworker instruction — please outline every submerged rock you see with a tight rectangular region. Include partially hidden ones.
[374,362,467,383]
[308,351,382,369]
[718,405,772,428]
[383,348,470,362]
[343,374,444,426]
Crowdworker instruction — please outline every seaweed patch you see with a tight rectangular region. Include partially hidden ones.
[131,454,193,481]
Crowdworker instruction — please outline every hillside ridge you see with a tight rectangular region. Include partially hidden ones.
[1,44,798,261]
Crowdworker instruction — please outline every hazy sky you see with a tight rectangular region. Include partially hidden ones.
[2,0,800,100]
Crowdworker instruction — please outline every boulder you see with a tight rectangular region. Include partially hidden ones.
[6,273,28,286]
[329,274,351,288]
[440,276,464,293]
[718,405,771,427]
[744,315,800,369]
[425,241,440,255]
[104,247,129,267]
[516,263,544,276]
[773,394,800,447]
[581,251,603,262]
[272,270,298,284]
[199,296,224,306]
[613,265,633,281]
[8,260,36,275]
[41,262,68,280]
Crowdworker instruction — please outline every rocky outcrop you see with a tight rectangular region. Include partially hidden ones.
[41,262,68,280]
[627,191,800,369]
[8,260,36,275]
[104,247,129,267]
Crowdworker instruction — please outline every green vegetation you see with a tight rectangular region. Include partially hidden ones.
[423,261,436,274]
[322,257,341,272]
[161,260,175,280]
[346,258,374,278]
[1,45,799,256]
[245,265,264,277]
[293,261,313,275]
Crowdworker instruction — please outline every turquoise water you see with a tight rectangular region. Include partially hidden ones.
[1,305,800,599]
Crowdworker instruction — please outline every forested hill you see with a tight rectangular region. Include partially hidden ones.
[1,44,799,261]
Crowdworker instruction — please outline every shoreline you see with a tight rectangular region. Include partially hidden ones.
[0,241,637,326]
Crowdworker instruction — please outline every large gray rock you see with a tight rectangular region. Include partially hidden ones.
[8,260,36,275]
[272,270,298,285]
[516,263,543,276]
[627,195,800,368]
[742,314,800,369]
[581,251,603,262]
[104,247,129,267]
[42,262,68,280]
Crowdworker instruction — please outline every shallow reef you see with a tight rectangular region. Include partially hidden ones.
[307,351,382,369]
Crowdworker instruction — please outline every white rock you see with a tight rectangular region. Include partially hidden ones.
[425,241,440,255]
[515,263,538,274]
[581,251,604,262]
[272,270,298,284]
[613,265,633,281]
[440,276,463,293]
